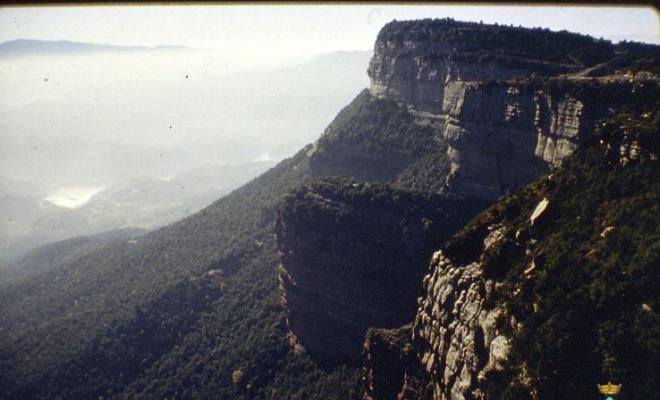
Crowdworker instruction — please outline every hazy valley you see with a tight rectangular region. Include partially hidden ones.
[0,40,371,263]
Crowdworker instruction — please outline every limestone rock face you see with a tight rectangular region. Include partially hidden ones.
[414,249,509,400]
[361,224,519,400]
[441,84,610,200]
[368,39,533,115]
[365,103,660,400]
[367,23,619,201]
[275,19,658,399]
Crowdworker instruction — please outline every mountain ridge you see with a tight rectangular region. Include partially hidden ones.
[0,38,192,56]
[0,18,658,400]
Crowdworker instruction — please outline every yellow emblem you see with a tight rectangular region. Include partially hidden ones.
[597,382,621,395]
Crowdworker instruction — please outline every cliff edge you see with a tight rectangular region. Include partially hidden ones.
[366,85,659,399]
[368,18,659,200]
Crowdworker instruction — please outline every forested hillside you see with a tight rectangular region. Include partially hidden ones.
[0,90,465,399]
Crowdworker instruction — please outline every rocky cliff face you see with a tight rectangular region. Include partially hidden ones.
[412,234,514,400]
[274,19,659,399]
[368,40,535,116]
[276,180,485,365]
[363,326,414,400]
[364,96,659,399]
[440,82,617,200]
[273,87,479,367]
[360,23,659,399]
[367,19,635,201]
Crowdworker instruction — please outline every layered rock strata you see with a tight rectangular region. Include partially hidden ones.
[276,180,485,365]
[365,99,660,399]
[362,225,517,400]
[368,21,622,201]
[278,19,659,398]
[439,82,613,200]
[413,237,511,400]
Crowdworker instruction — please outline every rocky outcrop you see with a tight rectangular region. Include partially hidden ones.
[363,326,412,400]
[276,180,485,365]
[361,226,522,400]
[368,40,535,116]
[274,18,659,399]
[440,82,616,200]
[365,101,660,400]
[414,242,511,400]
[367,20,642,201]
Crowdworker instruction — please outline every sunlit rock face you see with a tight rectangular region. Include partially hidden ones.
[414,249,510,400]
[368,40,533,116]
[440,83,604,200]
[363,98,660,399]
[367,20,617,201]
[360,19,659,400]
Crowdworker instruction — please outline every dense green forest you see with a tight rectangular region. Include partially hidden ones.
[309,90,449,185]
[379,18,613,67]
[379,18,660,75]
[0,228,145,289]
[0,122,339,400]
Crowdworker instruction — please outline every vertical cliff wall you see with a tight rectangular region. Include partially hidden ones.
[361,20,659,400]
[367,19,623,201]
[276,180,485,365]
[365,95,659,399]
[273,19,659,399]
[440,82,614,200]
[414,237,513,400]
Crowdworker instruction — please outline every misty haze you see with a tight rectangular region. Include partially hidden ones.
[0,39,370,261]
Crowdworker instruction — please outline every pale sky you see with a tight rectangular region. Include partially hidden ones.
[0,5,658,63]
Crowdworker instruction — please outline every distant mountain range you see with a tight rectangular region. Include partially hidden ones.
[0,39,191,57]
